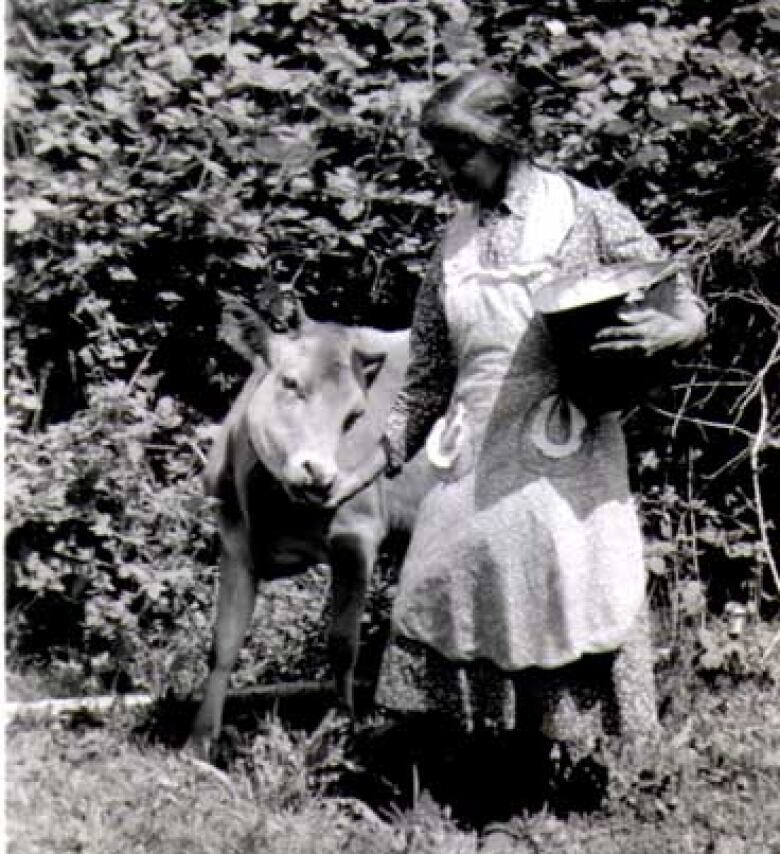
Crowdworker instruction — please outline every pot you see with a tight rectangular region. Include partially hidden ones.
[534,260,681,414]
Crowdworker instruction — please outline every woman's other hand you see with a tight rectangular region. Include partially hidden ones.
[591,301,705,358]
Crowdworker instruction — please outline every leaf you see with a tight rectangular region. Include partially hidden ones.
[602,118,633,136]
[565,72,602,90]
[291,0,324,21]
[700,646,724,671]
[326,166,361,196]
[638,449,659,470]
[646,555,667,576]
[7,204,36,233]
[719,30,741,53]
[167,46,194,81]
[94,87,127,115]
[237,4,260,21]
[83,44,107,66]
[679,580,706,617]
[609,77,636,96]
[757,81,780,112]
[435,61,461,78]
[339,199,364,221]
[155,396,182,429]
[126,440,144,465]
[649,104,696,126]
[648,90,669,110]
[140,71,173,99]
[105,19,131,42]
[30,199,56,215]
[243,63,312,94]
[384,14,407,40]
[109,267,137,282]
[344,231,366,247]
[318,43,369,72]
[681,76,717,100]
[434,0,470,24]
[544,19,567,38]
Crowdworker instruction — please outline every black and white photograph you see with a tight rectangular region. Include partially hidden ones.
[5,1,780,851]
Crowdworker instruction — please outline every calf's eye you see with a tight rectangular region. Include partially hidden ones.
[280,375,300,394]
[343,409,364,431]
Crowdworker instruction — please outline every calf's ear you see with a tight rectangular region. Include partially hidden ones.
[219,293,275,365]
[259,291,307,335]
[353,349,387,388]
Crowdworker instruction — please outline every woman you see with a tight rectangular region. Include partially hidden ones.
[324,68,705,839]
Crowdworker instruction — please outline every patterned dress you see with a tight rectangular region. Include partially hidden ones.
[376,164,702,743]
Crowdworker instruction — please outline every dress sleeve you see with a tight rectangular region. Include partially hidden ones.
[590,189,707,341]
[382,249,457,474]
[590,188,665,264]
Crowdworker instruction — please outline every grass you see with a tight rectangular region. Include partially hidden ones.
[6,616,780,854]
[5,714,478,854]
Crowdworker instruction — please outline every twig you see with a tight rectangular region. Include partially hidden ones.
[31,364,50,433]
[181,753,238,797]
[4,680,373,724]
[328,797,387,829]
[751,382,780,597]
[188,438,210,467]
[5,693,154,721]
[687,449,702,589]
[762,626,780,664]
[671,370,696,439]
[127,351,153,394]
[732,335,780,424]
[423,8,435,83]
[647,406,755,439]
[705,447,750,482]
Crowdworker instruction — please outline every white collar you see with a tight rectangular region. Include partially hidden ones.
[500,161,538,217]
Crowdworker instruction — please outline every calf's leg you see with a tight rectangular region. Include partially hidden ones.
[189,525,256,758]
[327,532,375,716]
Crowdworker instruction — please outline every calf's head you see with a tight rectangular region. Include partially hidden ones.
[226,297,385,502]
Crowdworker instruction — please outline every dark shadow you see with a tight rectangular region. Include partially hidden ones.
[341,713,609,828]
[133,685,609,827]
[131,681,377,751]
[474,316,629,517]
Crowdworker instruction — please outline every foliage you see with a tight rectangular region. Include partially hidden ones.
[4,0,779,690]
[5,350,218,693]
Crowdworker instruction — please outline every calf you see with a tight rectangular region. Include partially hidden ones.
[189,298,430,757]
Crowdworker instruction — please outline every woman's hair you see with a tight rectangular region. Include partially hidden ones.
[420,69,533,155]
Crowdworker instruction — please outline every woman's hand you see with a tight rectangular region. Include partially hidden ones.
[591,304,701,358]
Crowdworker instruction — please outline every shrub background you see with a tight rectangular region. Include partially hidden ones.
[5,0,779,695]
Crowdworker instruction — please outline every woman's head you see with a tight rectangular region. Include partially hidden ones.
[420,69,533,203]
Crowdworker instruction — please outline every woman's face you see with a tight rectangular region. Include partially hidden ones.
[431,127,510,205]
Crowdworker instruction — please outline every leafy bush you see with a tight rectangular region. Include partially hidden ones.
[5,0,779,692]
[5,351,218,693]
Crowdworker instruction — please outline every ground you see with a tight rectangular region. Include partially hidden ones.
[6,619,780,854]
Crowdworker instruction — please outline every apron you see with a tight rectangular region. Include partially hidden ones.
[388,168,645,672]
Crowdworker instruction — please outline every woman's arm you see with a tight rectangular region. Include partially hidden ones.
[589,190,707,355]
[382,249,457,473]
[320,251,457,508]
